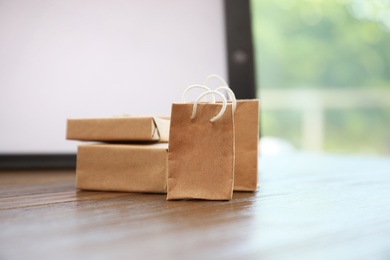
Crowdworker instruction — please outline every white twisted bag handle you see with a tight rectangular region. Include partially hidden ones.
[191,90,227,123]
[204,74,228,87]
[205,74,237,113]
[215,86,237,113]
[181,85,215,103]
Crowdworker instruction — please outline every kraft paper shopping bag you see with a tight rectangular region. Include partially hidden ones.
[167,90,235,200]
[213,86,259,191]
[182,77,260,191]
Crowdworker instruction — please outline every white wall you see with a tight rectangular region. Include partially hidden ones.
[0,0,226,153]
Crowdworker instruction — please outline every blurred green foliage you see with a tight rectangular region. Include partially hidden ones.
[324,109,390,154]
[251,0,390,154]
[251,0,390,88]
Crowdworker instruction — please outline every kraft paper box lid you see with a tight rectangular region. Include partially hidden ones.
[67,116,170,142]
[76,143,168,193]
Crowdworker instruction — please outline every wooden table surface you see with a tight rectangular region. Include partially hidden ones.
[1,153,390,259]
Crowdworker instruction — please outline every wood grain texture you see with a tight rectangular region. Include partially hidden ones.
[1,153,390,260]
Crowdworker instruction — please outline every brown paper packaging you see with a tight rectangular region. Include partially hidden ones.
[167,103,235,200]
[76,143,168,193]
[67,116,170,142]
[233,100,259,191]
[73,101,258,194]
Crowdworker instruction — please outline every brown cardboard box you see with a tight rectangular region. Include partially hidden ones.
[76,143,168,193]
[67,116,169,142]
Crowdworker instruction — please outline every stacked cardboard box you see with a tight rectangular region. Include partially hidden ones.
[67,116,170,193]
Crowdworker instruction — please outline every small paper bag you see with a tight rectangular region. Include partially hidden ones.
[210,86,259,191]
[184,83,260,191]
[233,100,259,191]
[167,91,235,200]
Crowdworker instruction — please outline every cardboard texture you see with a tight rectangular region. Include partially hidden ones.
[233,100,259,191]
[76,143,168,193]
[67,116,170,142]
[167,103,235,200]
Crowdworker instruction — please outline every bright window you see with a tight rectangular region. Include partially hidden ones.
[251,0,390,155]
